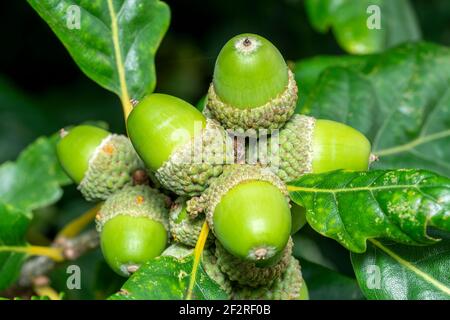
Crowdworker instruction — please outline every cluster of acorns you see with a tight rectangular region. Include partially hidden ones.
[57,34,371,300]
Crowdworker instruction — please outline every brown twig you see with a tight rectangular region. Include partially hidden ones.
[19,230,100,287]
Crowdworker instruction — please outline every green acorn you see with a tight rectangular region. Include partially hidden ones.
[215,238,293,287]
[187,164,291,264]
[127,93,232,196]
[206,33,297,129]
[169,197,214,247]
[162,243,232,296]
[269,115,372,182]
[57,125,144,201]
[232,256,308,300]
[96,185,170,277]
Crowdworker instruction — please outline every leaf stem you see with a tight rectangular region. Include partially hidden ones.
[56,203,102,240]
[186,222,210,300]
[107,0,133,123]
[0,246,64,262]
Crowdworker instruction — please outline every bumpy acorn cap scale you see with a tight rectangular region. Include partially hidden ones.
[169,197,214,248]
[206,69,297,130]
[96,185,170,233]
[269,114,315,182]
[202,248,233,296]
[215,238,293,288]
[156,119,233,196]
[79,134,145,201]
[232,256,304,300]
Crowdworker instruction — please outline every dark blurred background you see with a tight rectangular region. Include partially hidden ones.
[1,0,449,164]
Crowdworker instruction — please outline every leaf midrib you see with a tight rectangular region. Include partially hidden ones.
[369,239,450,296]
[107,0,132,120]
[375,129,450,157]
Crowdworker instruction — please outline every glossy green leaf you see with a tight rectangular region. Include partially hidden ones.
[351,239,450,299]
[293,225,355,275]
[299,258,364,300]
[305,0,420,54]
[109,254,228,300]
[196,95,207,112]
[300,43,450,176]
[0,135,71,211]
[294,55,366,111]
[27,0,170,101]
[0,135,70,290]
[0,204,30,290]
[288,169,450,253]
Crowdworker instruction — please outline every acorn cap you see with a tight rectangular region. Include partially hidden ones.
[169,197,214,247]
[215,238,293,287]
[79,134,145,201]
[95,185,170,233]
[155,119,233,196]
[202,248,232,296]
[206,69,297,130]
[232,256,304,300]
[269,114,315,182]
